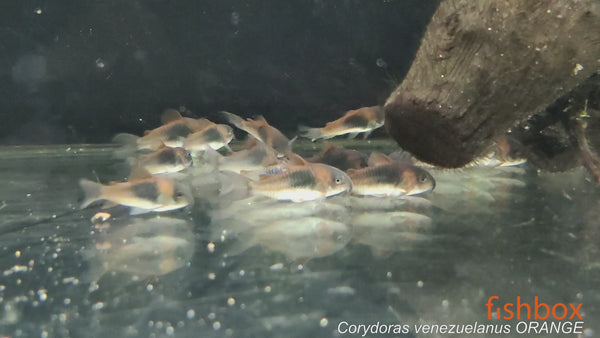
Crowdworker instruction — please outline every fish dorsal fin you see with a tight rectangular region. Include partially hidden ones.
[220,111,245,129]
[255,115,268,124]
[321,143,337,155]
[257,166,286,180]
[387,149,414,163]
[161,109,184,124]
[288,135,297,147]
[243,136,259,149]
[284,152,308,166]
[368,152,393,167]
[189,118,214,131]
[372,105,385,122]
[129,166,153,180]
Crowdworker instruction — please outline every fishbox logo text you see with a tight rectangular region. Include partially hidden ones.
[486,296,582,320]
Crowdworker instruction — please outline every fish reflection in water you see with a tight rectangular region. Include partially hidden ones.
[205,149,526,262]
[213,198,349,226]
[222,217,352,261]
[213,196,351,260]
[428,166,526,213]
[211,192,435,261]
[83,217,194,283]
[351,208,433,257]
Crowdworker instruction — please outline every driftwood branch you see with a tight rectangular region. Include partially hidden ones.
[384,0,600,168]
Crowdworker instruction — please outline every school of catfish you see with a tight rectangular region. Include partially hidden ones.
[79,106,526,278]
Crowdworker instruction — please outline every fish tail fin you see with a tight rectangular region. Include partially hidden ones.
[79,179,104,209]
[217,171,251,203]
[112,133,139,158]
[112,133,139,146]
[220,111,245,130]
[223,235,256,257]
[80,247,106,284]
[298,125,322,142]
[191,147,222,170]
[210,219,256,256]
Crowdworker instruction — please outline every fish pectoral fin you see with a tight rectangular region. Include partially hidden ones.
[129,207,153,215]
[220,111,245,129]
[161,108,184,124]
[314,195,327,205]
[347,132,360,139]
[100,201,119,209]
[362,130,373,139]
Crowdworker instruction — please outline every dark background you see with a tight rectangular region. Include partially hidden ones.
[0,0,437,144]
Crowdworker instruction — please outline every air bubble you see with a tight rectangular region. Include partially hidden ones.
[231,12,240,26]
[319,318,328,327]
[95,58,105,69]
[186,309,195,319]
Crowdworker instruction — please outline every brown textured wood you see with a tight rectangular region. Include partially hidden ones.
[385,0,600,167]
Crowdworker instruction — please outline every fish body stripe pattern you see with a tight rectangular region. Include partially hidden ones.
[202,128,225,142]
[156,149,177,164]
[165,123,194,140]
[287,170,317,188]
[256,126,270,144]
[352,165,403,185]
[131,182,160,201]
[343,114,370,128]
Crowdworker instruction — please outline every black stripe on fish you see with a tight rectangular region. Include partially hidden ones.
[343,115,369,128]
[157,149,177,164]
[287,170,316,188]
[365,165,402,185]
[202,128,223,142]
[257,125,270,143]
[132,182,160,201]
[165,123,194,140]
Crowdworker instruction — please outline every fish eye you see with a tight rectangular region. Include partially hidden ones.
[418,173,428,182]
[335,177,343,184]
